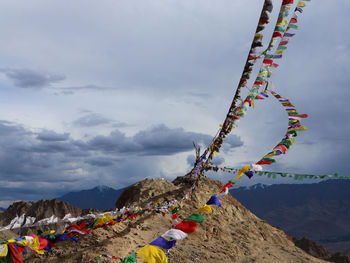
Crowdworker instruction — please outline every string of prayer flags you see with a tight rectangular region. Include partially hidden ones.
[254,171,348,181]
[255,89,308,168]
[205,164,344,182]
[188,0,276,174]
[86,254,120,262]
[263,1,294,53]
[272,0,310,62]
[237,0,302,119]
[85,251,140,262]
[0,179,201,261]
[132,189,222,262]
[128,2,313,260]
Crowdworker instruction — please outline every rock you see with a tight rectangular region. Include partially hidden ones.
[292,237,332,259]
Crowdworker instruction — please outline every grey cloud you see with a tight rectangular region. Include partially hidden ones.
[27,142,74,153]
[186,154,196,166]
[54,85,113,95]
[87,125,212,155]
[36,130,70,141]
[86,124,217,156]
[73,113,128,128]
[73,113,112,127]
[211,156,225,166]
[222,134,244,153]
[0,68,65,88]
[88,130,138,152]
[0,120,227,201]
[133,124,213,155]
[223,134,244,148]
[85,157,118,167]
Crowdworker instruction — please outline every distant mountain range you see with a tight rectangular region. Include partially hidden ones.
[230,179,350,254]
[58,185,127,211]
[0,199,84,231]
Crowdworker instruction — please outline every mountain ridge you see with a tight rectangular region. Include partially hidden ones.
[230,179,350,254]
[58,185,127,211]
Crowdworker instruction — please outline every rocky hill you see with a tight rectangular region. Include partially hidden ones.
[21,177,334,262]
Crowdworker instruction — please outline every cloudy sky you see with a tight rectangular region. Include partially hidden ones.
[0,0,349,207]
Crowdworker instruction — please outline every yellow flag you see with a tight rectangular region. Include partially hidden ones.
[258,71,268,78]
[194,204,212,214]
[17,240,30,247]
[264,150,277,158]
[0,244,8,257]
[137,245,168,263]
[235,165,250,181]
[41,230,55,235]
[254,33,263,41]
[31,238,44,254]
[297,1,306,8]
[275,49,286,55]
[94,214,112,227]
[277,19,288,27]
[288,126,307,132]
[287,137,296,145]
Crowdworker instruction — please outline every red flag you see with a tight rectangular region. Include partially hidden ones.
[175,221,198,233]
[288,114,308,118]
[8,243,24,263]
[256,160,272,165]
[290,17,298,23]
[263,59,273,65]
[254,81,264,85]
[272,32,283,38]
[220,182,234,192]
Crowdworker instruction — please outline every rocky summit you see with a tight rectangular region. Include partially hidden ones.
[13,177,334,262]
